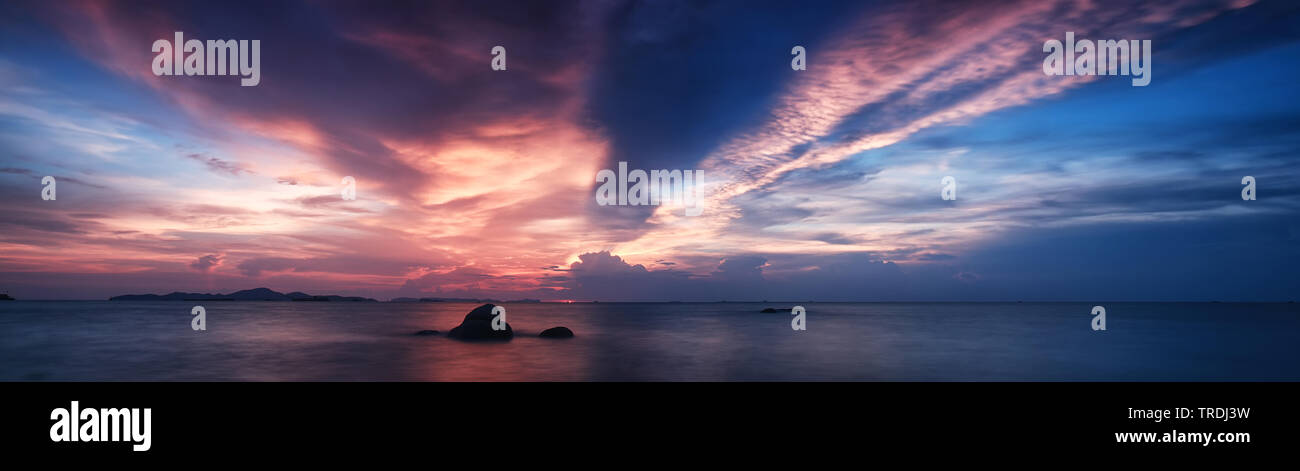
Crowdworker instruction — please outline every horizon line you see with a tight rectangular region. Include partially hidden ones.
[3,299,1295,304]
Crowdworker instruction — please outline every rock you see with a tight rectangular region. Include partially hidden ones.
[446,303,513,340]
[413,330,439,336]
[760,307,786,313]
[539,326,574,338]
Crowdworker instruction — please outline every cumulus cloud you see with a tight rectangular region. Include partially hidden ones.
[1,0,1295,302]
[189,254,223,272]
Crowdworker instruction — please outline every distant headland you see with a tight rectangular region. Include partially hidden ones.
[106,288,548,303]
[109,287,377,302]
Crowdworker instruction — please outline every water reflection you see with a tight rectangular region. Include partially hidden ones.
[1,301,1297,381]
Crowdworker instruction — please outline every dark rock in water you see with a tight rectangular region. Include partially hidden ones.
[413,330,439,336]
[539,326,574,338]
[0,294,14,301]
[446,303,513,340]
[760,307,788,313]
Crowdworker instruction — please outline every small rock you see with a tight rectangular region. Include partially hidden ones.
[539,326,574,338]
[414,330,439,336]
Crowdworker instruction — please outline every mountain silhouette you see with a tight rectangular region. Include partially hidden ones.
[109,287,376,302]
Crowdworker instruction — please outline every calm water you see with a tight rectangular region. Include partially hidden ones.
[0,301,1296,381]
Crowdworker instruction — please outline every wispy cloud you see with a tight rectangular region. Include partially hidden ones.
[0,0,1295,301]
[616,0,1261,268]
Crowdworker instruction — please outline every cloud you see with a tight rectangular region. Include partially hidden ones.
[186,153,252,176]
[237,255,433,278]
[1,0,1296,302]
[0,167,34,176]
[189,254,222,272]
[611,0,1264,274]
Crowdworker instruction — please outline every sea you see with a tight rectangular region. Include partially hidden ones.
[1,301,1297,381]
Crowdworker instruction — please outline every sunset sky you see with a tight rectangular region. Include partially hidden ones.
[1,0,1297,301]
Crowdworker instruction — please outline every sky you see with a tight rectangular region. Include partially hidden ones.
[0,0,1297,301]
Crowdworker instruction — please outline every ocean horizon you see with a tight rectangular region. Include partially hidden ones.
[3,301,1296,381]
[4,0,1300,457]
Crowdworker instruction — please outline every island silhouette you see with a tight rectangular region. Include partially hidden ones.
[108,287,546,303]
[109,287,377,302]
